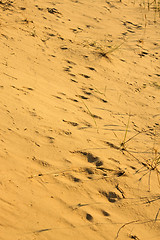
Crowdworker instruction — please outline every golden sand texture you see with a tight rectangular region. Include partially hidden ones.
[0,0,160,239]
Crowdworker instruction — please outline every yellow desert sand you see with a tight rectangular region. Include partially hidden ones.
[0,0,160,239]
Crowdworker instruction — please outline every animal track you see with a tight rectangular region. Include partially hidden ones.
[97,97,107,103]
[79,151,99,163]
[70,79,78,83]
[90,114,102,119]
[117,169,126,177]
[47,7,62,17]
[32,156,52,167]
[76,95,89,100]
[85,168,94,174]
[100,191,121,203]
[129,234,140,240]
[95,160,103,167]
[70,175,81,182]
[101,210,110,217]
[65,60,76,65]
[52,95,62,99]
[61,46,68,50]
[68,98,79,102]
[80,74,90,79]
[104,141,120,150]
[63,66,72,72]
[87,67,96,71]
[46,136,54,143]
[86,213,93,221]
[63,119,78,126]
[11,85,28,95]
[82,89,92,95]
[76,151,103,166]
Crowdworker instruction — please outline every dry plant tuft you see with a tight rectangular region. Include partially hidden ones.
[140,0,160,21]
[137,145,160,191]
[110,114,142,154]
[134,126,160,191]
[95,42,124,61]
[83,39,124,61]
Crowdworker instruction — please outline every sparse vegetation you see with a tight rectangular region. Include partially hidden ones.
[136,129,160,191]
[0,0,159,239]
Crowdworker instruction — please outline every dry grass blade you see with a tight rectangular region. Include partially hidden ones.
[120,114,131,150]
[80,98,99,133]
[113,114,143,153]
[115,218,160,240]
[155,208,160,222]
[136,146,160,191]
[97,42,124,61]
[115,220,139,240]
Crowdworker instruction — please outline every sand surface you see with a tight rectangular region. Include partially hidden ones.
[0,0,160,239]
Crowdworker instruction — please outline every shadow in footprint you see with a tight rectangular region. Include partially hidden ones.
[80,74,90,79]
[86,213,93,221]
[71,176,81,182]
[77,151,103,167]
[63,119,78,127]
[87,67,96,71]
[80,152,99,163]
[85,168,95,175]
[100,191,120,203]
[102,210,110,217]
[76,95,89,100]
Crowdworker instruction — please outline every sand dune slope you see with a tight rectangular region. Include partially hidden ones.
[0,0,160,239]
